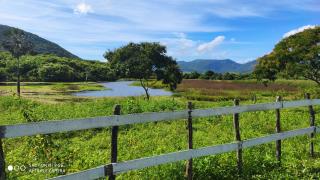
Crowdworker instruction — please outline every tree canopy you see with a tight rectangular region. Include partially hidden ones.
[104,42,182,99]
[0,52,117,82]
[254,26,320,84]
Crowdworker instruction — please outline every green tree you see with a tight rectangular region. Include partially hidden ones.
[222,72,236,80]
[0,68,6,81]
[105,42,182,99]
[200,70,217,80]
[254,26,320,84]
[159,60,183,90]
[38,63,75,82]
[87,63,117,81]
[1,28,34,96]
[188,71,201,79]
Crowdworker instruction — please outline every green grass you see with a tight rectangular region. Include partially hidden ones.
[1,90,320,179]
[0,82,106,103]
[0,82,105,94]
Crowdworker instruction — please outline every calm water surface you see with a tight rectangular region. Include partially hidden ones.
[74,81,172,97]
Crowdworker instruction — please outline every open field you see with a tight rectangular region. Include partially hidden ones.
[175,79,317,102]
[1,80,320,179]
[133,79,319,102]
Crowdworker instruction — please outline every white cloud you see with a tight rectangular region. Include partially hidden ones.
[74,2,92,15]
[208,7,261,18]
[197,36,225,53]
[161,34,231,61]
[160,33,196,58]
[283,25,317,38]
[173,32,187,39]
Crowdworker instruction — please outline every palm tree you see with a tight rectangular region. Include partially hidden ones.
[1,28,34,96]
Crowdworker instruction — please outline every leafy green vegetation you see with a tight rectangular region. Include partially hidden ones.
[0,52,117,82]
[1,80,320,179]
[130,80,169,89]
[0,82,105,103]
[183,70,253,80]
[254,26,320,85]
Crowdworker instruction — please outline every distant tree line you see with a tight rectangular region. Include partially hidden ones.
[0,52,253,83]
[0,52,117,82]
[183,70,254,80]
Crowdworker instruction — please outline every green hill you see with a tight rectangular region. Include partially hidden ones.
[177,59,256,73]
[0,24,78,58]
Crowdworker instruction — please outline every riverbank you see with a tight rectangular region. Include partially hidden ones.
[0,82,105,103]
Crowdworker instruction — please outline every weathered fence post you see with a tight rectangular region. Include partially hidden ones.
[0,138,5,180]
[185,102,193,180]
[252,94,257,104]
[275,96,282,163]
[109,105,121,180]
[233,99,242,174]
[305,93,315,157]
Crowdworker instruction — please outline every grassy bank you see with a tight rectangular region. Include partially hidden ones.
[1,80,320,179]
[130,80,168,89]
[0,82,106,103]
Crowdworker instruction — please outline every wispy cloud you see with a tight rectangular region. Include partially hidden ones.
[283,25,317,38]
[208,7,262,18]
[161,34,235,61]
[74,2,93,15]
[197,36,225,53]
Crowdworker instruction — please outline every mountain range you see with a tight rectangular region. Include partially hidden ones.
[177,59,257,73]
[0,24,78,58]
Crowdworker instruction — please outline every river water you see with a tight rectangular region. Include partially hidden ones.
[73,81,172,97]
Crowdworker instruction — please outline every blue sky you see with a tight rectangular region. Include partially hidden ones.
[0,0,319,62]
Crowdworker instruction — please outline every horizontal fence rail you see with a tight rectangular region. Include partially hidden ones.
[50,126,319,180]
[0,97,319,179]
[0,99,319,138]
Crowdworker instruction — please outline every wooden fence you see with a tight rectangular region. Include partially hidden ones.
[0,94,318,180]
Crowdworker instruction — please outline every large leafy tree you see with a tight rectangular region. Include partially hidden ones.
[254,26,320,84]
[1,28,34,96]
[104,42,182,99]
[38,63,75,82]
